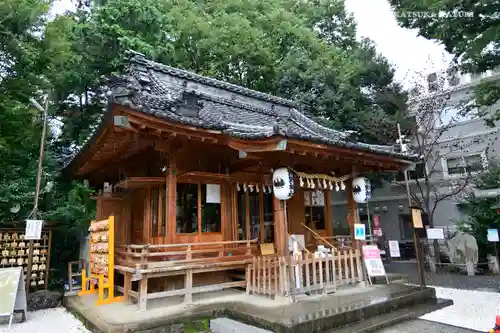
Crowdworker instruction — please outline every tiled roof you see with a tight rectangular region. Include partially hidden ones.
[65,50,415,169]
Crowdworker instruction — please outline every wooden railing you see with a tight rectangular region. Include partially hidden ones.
[246,249,363,298]
[116,239,258,269]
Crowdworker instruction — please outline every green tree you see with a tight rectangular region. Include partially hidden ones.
[47,0,409,148]
[0,0,96,286]
[457,160,500,258]
[0,0,52,222]
[390,0,500,125]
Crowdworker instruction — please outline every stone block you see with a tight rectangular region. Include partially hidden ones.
[27,290,63,311]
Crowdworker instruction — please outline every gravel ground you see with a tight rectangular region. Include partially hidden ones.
[421,286,500,332]
[0,308,89,333]
[385,261,500,291]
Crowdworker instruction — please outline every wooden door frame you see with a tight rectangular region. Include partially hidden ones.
[235,188,273,243]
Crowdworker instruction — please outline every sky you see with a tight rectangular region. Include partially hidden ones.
[50,0,452,85]
[344,0,453,83]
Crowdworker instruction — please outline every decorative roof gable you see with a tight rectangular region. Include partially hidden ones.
[65,50,415,170]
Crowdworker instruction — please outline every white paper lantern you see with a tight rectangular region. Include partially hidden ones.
[272,167,295,200]
[352,177,371,204]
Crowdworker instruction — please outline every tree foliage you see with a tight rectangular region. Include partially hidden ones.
[0,0,96,285]
[457,160,500,257]
[1,0,414,285]
[47,0,409,147]
[390,0,500,125]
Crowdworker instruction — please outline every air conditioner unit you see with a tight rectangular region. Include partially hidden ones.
[427,72,439,92]
[446,67,460,86]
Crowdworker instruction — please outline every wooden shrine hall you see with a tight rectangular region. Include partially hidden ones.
[65,50,415,310]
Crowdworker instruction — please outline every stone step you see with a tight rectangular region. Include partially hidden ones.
[326,298,453,333]
[210,317,273,333]
[371,273,409,284]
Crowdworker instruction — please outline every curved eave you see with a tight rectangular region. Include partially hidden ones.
[65,105,416,177]
[62,110,114,177]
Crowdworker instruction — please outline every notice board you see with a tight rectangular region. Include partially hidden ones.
[0,267,27,328]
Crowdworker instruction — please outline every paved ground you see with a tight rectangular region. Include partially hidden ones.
[420,286,500,332]
[375,320,482,333]
[385,260,500,292]
[0,308,88,333]
[1,285,498,332]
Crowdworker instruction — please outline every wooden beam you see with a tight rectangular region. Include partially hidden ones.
[273,197,286,255]
[166,158,177,244]
[229,158,263,173]
[346,179,358,249]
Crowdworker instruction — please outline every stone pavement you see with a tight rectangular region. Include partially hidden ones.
[385,261,500,292]
[375,319,482,333]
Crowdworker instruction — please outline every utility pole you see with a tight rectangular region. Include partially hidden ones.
[24,96,49,295]
[397,123,426,287]
[29,96,49,218]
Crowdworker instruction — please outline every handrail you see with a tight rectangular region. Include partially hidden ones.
[301,223,338,253]
[119,239,258,250]
[116,239,258,269]
[117,246,253,258]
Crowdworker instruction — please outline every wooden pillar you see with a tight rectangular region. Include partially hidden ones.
[139,277,148,311]
[346,181,358,248]
[143,189,151,244]
[273,197,286,255]
[230,184,238,241]
[123,272,131,303]
[324,191,333,237]
[166,158,177,244]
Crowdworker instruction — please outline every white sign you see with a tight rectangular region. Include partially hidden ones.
[25,220,43,240]
[426,228,445,240]
[0,267,27,329]
[487,229,499,242]
[354,223,366,240]
[311,191,325,206]
[206,184,221,204]
[388,240,401,258]
[362,245,386,277]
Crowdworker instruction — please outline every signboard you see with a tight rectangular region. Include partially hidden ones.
[372,215,383,237]
[388,240,401,257]
[311,191,325,206]
[206,184,221,203]
[354,223,366,240]
[411,208,423,228]
[25,219,43,240]
[487,229,499,242]
[426,228,445,240]
[0,267,27,328]
[362,245,386,277]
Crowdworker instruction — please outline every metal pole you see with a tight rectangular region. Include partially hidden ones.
[397,123,426,287]
[366,201,372,241]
